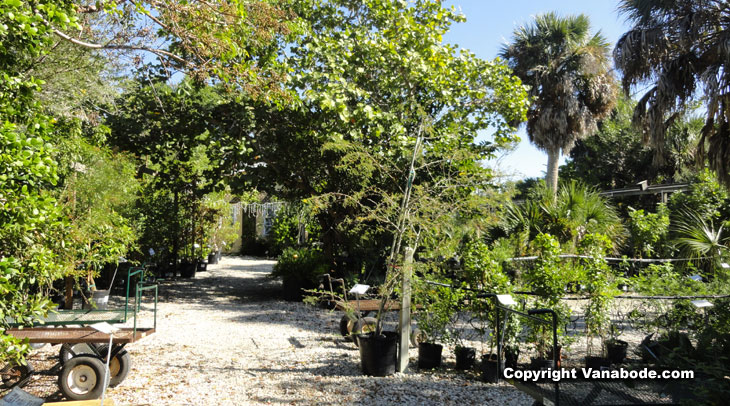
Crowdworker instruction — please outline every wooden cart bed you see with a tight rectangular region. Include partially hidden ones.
[6,327,155,344]
[334,299,404,312]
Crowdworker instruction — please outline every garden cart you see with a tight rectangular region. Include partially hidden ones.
[1,267,157,401]
[321,275,423,346]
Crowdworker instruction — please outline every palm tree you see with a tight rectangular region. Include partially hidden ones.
[501,181,624,252]
[500,13,617,195]
[672,209,729,277]
[614,0,730,185]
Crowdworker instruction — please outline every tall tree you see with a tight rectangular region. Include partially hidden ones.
[242,0,528,273]
[500,12,617,195]
[0,0,76,364]
[614,0,730,186]
[561,96,703,189]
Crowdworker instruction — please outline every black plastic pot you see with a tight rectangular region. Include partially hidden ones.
[548,345,563,368]
[197,259,207,273]
[455,346,476,370]
[281,277,316,302]
[180,260,196,278]
[480,354,499,383]
[358,331,398,376]
[606,340,628,364]
[585,356,611,369]
[208,253,218,265]
[504,347,520,370]
[530,357,553,370]
[418,342,443,369]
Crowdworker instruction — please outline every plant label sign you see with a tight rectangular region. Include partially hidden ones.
[691,299,713,308]
[349,284,370,295]
[497,294,517,306]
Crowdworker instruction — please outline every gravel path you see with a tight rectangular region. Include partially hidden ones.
[9,257,532,406]
[13,256,531,405]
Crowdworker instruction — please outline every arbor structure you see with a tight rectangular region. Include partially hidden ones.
[500,12,616,195]
[614,0,730,186]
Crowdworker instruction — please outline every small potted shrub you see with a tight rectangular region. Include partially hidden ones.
[502,315,522,371]
[581,233,618,369]
[427,287,474,371]
[413,282,456,370]
[271,247,328,301]
[458,239,515,381]
[523,233,572,369]
[605,324,628,364]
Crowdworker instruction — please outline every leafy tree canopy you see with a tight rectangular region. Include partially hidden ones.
[500,12,616,194]
[561,96,703,189]
[615,0,730,186]
[240,0,528,270]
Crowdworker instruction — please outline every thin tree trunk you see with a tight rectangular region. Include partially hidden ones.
[172,189,179,266]
[546,148,560,197]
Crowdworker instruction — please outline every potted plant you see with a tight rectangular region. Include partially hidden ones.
[523,233,572,369]
[581,233,618,369]
[356,263,405,377]
[270,247,328,301]
[179,257,197,278]
[605,323,628,364]
[443,289,475,371]
[413,281,456,370]
[502,315,522,371]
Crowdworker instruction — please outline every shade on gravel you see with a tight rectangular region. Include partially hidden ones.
[12,256,531,405]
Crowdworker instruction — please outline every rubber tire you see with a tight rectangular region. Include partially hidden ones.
[59,355,109,401]
[60,343,99,365]
[96,346,131,387]
[410,327,427,348]
[352,317,377,347]
[1,363,33,389]
[339,315,355,342]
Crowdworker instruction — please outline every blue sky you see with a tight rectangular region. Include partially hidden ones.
[443,0,631,180]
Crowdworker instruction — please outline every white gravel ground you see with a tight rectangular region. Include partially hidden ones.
[15,256,532,405]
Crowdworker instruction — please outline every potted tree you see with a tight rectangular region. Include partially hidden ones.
[444,289,475,371]
[502,314,522,371]
[413,281,458,369]
[581,233,618,369]
[605,323,629,364]
[271,247,328,301]
[523,233,571,369]
[457,239,515,381]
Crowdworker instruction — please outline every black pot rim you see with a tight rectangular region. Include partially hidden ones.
[359,331,398,342]
[607,339,628,347]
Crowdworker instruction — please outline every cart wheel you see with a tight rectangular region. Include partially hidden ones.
[59,355,109,400]
[60,343,99,365]
[410,328,427,347]
[339,315,355,341]
[96,346,131,387]
[1,363,33,389]
[352,317,377,347]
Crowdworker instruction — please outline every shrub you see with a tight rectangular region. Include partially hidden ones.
[627,204,670,258]
[271,247,329,285]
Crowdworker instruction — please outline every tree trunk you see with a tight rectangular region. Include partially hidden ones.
[546,148,560,197]
[64,276,74,309]
[172,189,180,266]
